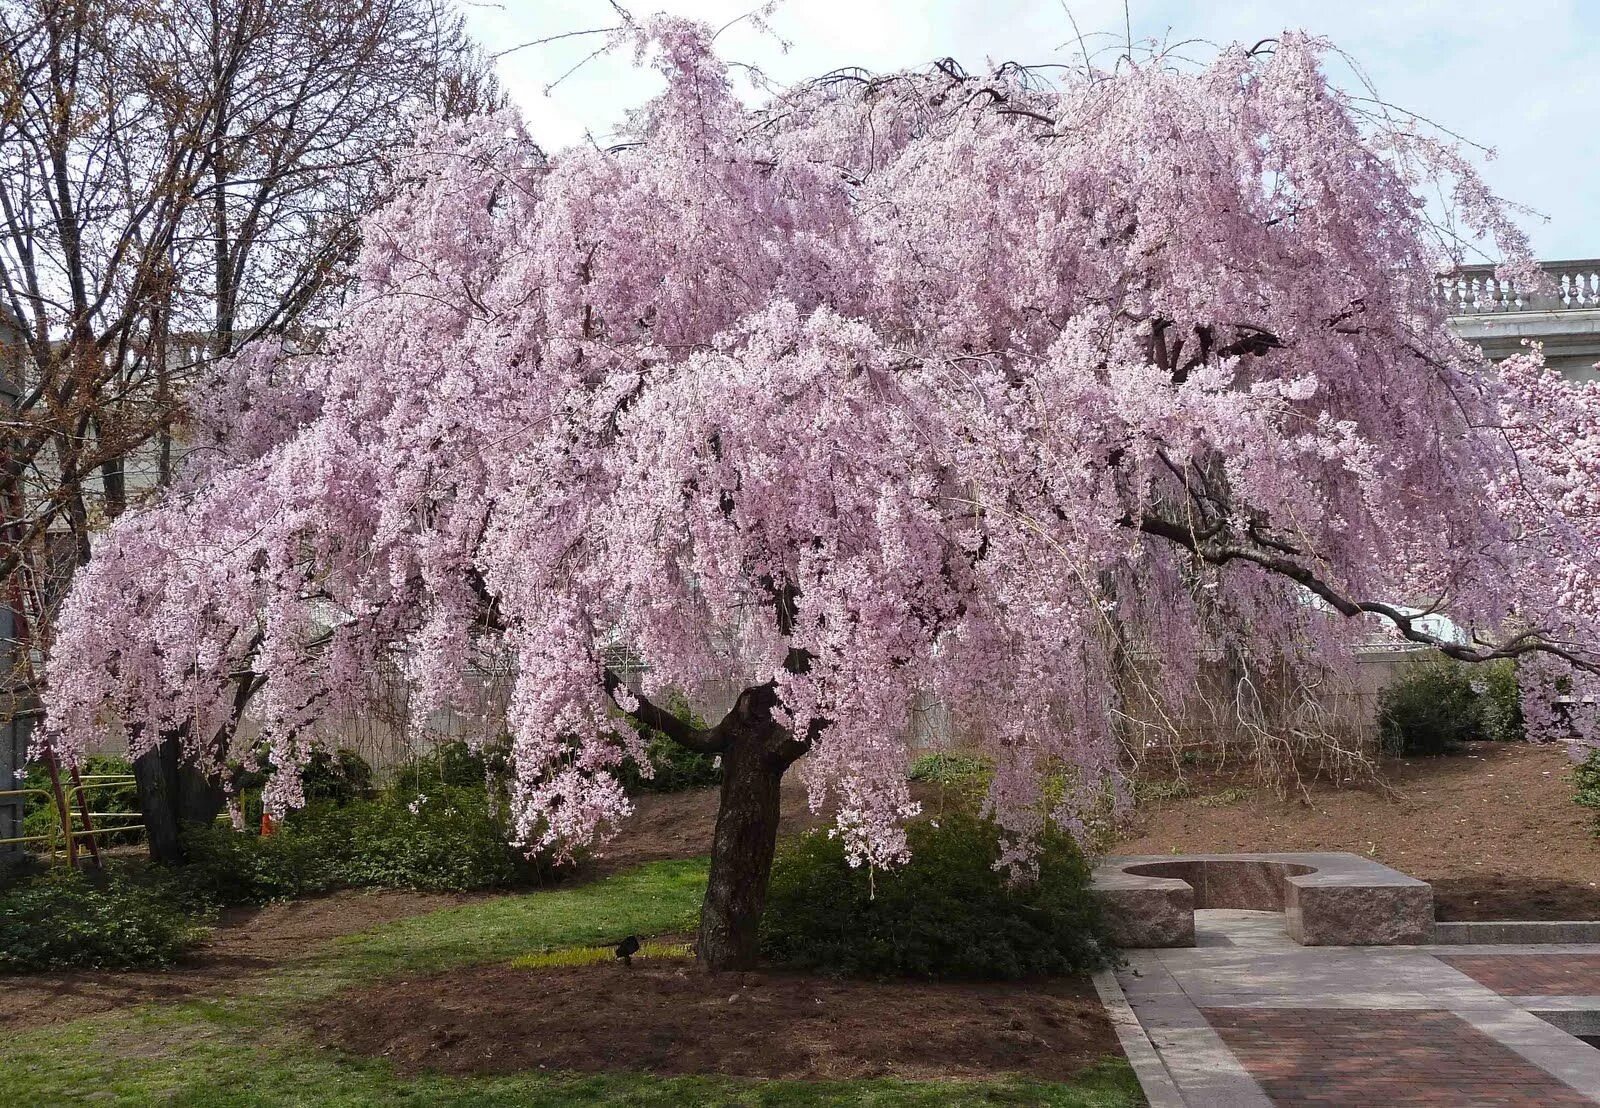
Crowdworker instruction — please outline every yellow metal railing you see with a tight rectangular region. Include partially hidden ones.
[62,775,145,855]
[0,775,143,863]
[0,785,63,854]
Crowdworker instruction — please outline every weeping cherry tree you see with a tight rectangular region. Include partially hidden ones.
[43,19,1600,969]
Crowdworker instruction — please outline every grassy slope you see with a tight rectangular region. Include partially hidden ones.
[0,858,1140,1108]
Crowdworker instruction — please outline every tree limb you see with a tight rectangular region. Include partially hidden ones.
[602,668,727,753]
[1135,511,1599,672]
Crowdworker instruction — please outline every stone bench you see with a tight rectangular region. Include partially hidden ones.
[1093,852,1434,948]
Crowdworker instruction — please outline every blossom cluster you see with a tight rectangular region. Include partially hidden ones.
[44,19,1600,865]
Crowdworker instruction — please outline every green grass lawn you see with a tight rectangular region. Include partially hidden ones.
[0,858,1142,1107]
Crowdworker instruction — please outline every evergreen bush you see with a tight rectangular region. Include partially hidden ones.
[0,870,202,971]
[1378,656,1498,756]
[761,811,1109,979]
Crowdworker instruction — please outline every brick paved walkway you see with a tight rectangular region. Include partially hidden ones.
[1441,953,1600,996]
[1205,1007,1594,1106]
[1111,911,1600,1107]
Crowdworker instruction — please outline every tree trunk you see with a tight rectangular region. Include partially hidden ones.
[132,671,255,864]
[694,680,809,972]
[609,667,812,973]
[697,733,787,971]
[177,762,225,827]
[132,733,183,865]
[132,727,226,865]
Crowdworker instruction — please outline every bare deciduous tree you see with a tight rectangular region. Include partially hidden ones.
[0,0,501,860]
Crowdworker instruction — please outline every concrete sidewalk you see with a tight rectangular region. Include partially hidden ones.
[1107,910,1600,1106]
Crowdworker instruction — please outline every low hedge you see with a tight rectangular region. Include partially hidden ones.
[760,811,1109,979]
[182,785,542,906]
[292,786,533,891]
[178,820,343,906]
[0,869,203,972]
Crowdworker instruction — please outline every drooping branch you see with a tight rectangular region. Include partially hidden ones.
[598,573,828,764]
[1135,511,1599,673]
[601,667,727,753]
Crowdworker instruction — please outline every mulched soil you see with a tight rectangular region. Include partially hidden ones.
[1116,741,1600,920]
[1430,875,1600,922]
[306,960,1117,1082]
[7,886,475,1029]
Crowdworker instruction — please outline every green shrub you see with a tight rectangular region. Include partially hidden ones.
[293,786,536,891]
[20,789,63,849]
[619,735,722,794]
[760,811,1109,979]
[0,870,202,972]
[1575,751,1600,813]
[389,704,721,799]
[232,746,377,831]
[300,748,376,804]
[391,739,509,796]
[0,849,45,889]
[1378,656,1489,756]
[907,751,992,793]
[180,786,539,905]
[235,746,377,828]
[179,820,342,907]
[1478,659,1526,743]
[614,693,721,794]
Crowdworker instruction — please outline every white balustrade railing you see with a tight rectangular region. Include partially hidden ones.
[1440,259,1600,314]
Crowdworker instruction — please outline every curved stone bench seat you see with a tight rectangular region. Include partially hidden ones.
[1093,852,1433,948]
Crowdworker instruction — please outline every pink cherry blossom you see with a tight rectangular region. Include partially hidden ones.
[43,21,1600,894]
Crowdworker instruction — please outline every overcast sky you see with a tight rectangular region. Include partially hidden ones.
[461,1,1598,259]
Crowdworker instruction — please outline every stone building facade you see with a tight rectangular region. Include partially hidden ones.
[1444,259,1600,383]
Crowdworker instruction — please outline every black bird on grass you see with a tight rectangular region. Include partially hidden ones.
[615,935,641,967]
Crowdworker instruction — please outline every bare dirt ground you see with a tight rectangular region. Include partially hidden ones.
[7,887,476,1029]
[307,960,1117,1082]
[1116,741,1600,920]
[589,780,809,874]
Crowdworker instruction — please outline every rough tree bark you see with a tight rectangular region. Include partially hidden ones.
[694,684,809,971]
[131,726,224,865]
[130,728,184,864]
[134,671,255,864]
[606,666,813,973]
